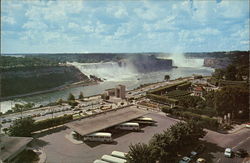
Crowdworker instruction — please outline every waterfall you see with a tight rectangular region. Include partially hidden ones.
[159,53,204,68]
[67,62,138,81]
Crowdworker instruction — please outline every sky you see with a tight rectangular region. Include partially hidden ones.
[1,0,249,54]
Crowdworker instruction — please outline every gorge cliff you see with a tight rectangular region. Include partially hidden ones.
[1,66,89,99]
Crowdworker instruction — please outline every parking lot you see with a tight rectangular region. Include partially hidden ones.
[31,112,178,163]
[1,98,107,129]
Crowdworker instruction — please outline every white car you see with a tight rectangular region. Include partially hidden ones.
[224,148,232,158]
[246,123,250,128]
[179,156,192,163]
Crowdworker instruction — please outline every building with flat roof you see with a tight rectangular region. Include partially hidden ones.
[0,136,33,162]
[65,105,148,136]
[115,85,126,99]
[102,85,126,100]
[0,123,33,163]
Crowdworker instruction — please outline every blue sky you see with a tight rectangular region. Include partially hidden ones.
[1,0,249,53]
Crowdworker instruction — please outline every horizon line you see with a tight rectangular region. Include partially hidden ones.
[1,50,249,55]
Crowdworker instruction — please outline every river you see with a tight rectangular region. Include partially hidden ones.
[0,58,214,113]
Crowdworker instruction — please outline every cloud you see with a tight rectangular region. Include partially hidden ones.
[1,0,249,53]
[106,4,128,19]
[23,21,48,30]
[2,16,16,25]
[68,22,81,30]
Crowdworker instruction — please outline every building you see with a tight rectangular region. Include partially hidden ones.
[0,124,33,162]
[105,88,116,96]
[193,86,205,97]
[115,85,126,99]
[102,85,126,100]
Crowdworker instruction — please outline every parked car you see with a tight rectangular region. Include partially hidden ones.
[235,149,248,158]
[2,119,7,123]
[196,158,206,163]
[11,117,18,121]
[179,156,192,163]
[73,108,81,111]
[246,123,250,128]
[2,118,12,123]
[224,148,232,158]
[190,151,198,158]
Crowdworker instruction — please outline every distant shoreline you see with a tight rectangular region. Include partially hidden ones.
[0,80,98,102]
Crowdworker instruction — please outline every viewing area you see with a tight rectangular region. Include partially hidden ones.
[65,105,148,136]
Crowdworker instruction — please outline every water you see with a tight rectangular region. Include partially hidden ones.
[0,60,214,113]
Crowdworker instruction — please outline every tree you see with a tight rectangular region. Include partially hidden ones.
[8,117,35,137]
[68,93,75,101]
[126,121,206,163]
[78,92,84,100]
[23,102,35,110]
[215,85,249,120]
[11,104,23,112]
[57,98,63,105]
[225,64,237,80]
[164,75,170,81]
[3,128,8,134]
[5,109,13,114]
[149,132,176,163]
[213,69,225,79]
[126,143,155,163]
[178,96,202,108]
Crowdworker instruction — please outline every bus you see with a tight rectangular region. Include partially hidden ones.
[115,122,140,131]
[93,159,109,163]
[133,117,156,125]
[101,155,127,163]
[111,151,127,159]
[83,132,113,143]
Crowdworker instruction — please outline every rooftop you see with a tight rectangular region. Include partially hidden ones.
[0,136,33,162]
[65,105,148,136]
[194,87,204,91]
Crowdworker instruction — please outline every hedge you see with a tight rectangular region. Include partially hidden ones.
[33,114,73,131]
[162,108,219,130]
[176,82,191,90]
[166,90,191,98]
[147,82,186,95]
[147,93,178,105]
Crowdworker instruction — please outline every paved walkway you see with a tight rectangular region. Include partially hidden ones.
[65,131,83,145]
[243,157,250,163]
[226,123,247,134]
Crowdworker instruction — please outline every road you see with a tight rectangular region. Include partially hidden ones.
[1,77,186,129]
[204,128,250,163]
[1,99,103,129]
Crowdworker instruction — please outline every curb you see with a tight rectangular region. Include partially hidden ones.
[27,147,46,163]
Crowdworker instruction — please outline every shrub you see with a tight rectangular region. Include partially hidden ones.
[68,100,78,107]
[33,114,73,131]
[163,109,219,130]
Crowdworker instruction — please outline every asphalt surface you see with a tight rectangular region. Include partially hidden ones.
[31,112,178,163]
[1,99,103,129]
[204,128,250,163]
[30,111,250,163]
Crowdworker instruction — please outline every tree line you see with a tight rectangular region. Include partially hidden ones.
[126,120,206,163]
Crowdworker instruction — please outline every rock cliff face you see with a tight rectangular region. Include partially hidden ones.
[203,57,231,69]
[126,55,173,73]
[1,66,89,98]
